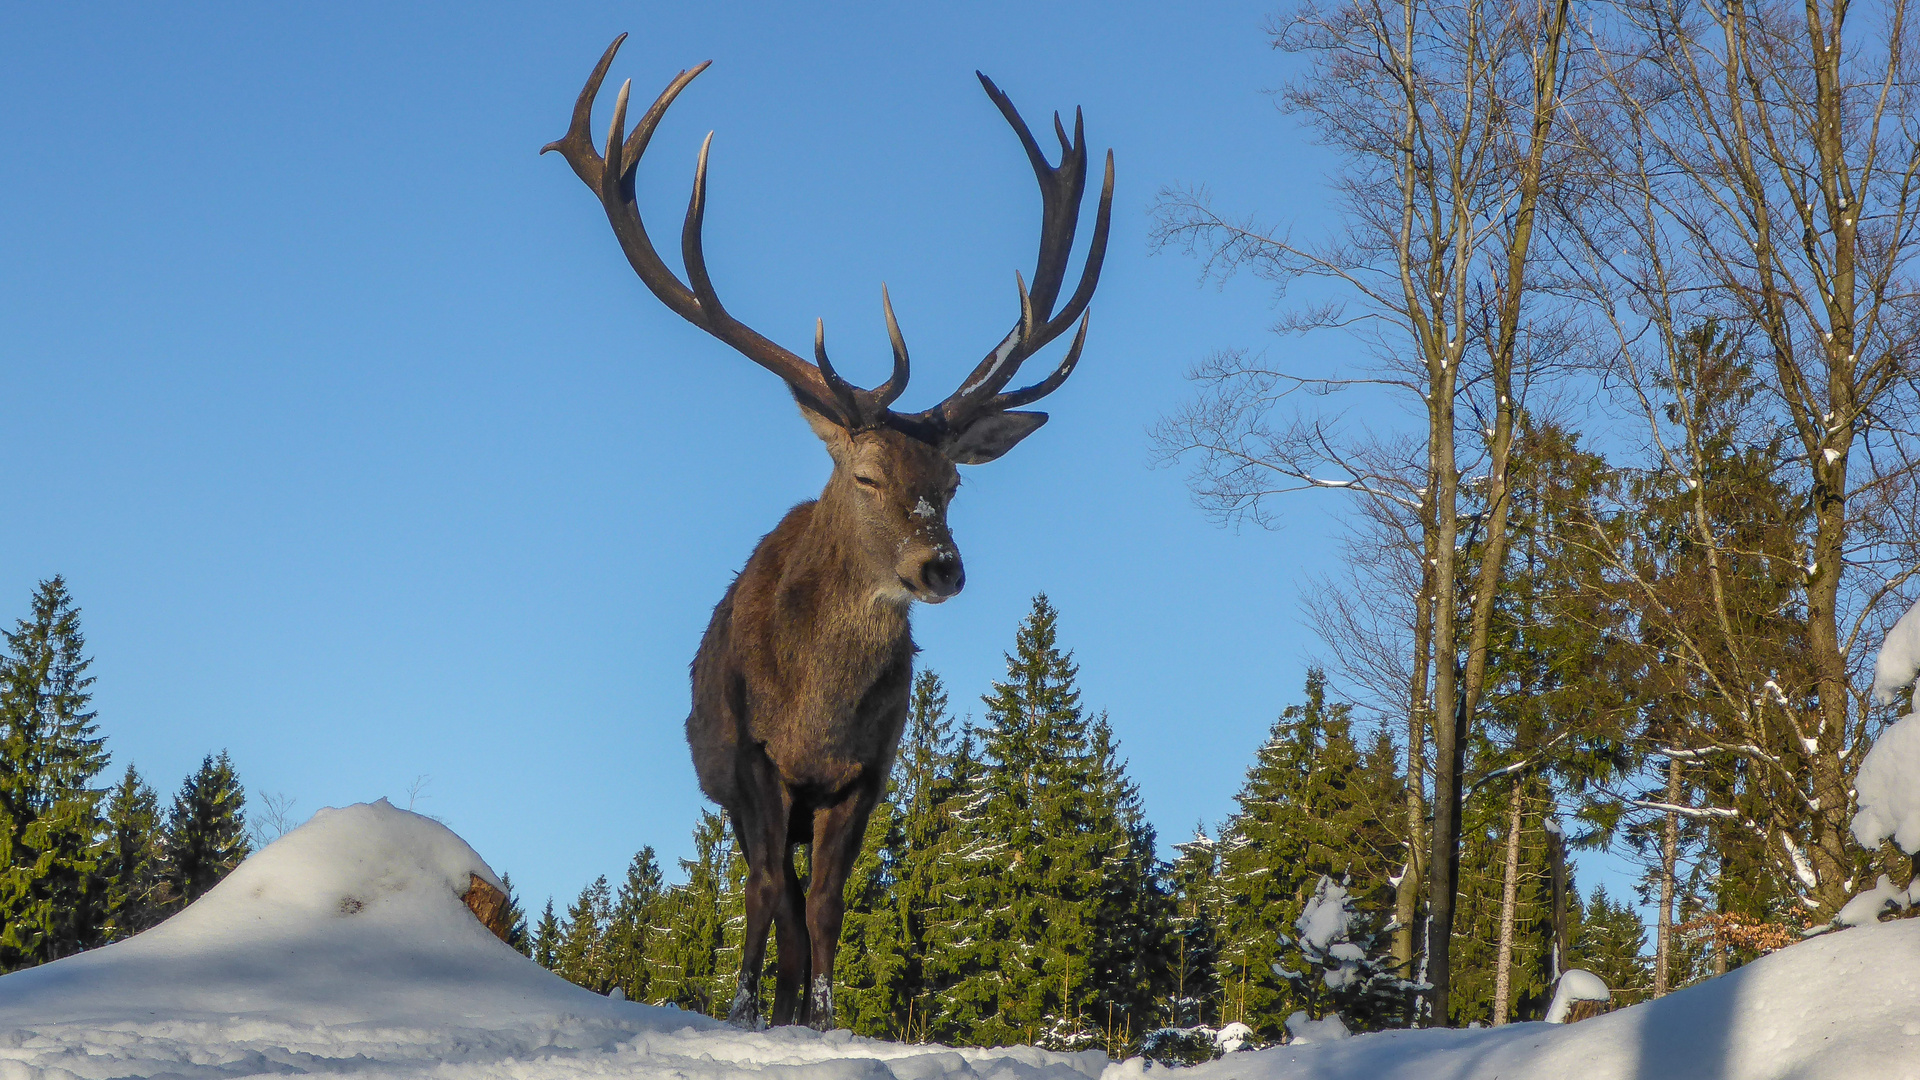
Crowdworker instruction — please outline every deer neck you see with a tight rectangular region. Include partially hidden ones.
[782,484,912,641]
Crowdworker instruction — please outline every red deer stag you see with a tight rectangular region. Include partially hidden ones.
[544,35,1110,1030]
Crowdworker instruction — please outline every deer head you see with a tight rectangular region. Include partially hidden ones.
[543,36,1111,604]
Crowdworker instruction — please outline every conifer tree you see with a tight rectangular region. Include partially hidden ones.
[98,764,163,941]
[645,809,735,1015]
[832,793,905,1035]
[1276,874,1418,1031]
[607,847,663,1002]
[555,875,613,992]
[497,873,530,956]
[157,751,251,911]
[1212,669,1399,1039]
[0,577,109,969]
[1166,828,1224,1029]
[1568,885,1650,1007]
[882,671,967,1041]
[532,898,561,969]
[938,595,1166,1050]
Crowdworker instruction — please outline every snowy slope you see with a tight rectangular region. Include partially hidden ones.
[1165,918,1920,1080]
[3,800,1916,1080]
[0,801,1105,1080]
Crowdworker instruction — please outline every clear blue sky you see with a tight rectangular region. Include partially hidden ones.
[2,3,1633,914]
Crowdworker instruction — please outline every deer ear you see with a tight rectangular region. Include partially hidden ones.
[944,411,1048,465]
[796,395,853,458]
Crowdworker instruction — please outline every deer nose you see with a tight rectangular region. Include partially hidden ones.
[920,553,965,598]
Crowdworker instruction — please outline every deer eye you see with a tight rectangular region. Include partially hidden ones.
[854,475,881,489]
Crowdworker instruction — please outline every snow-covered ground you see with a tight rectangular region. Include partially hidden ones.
[2,801,1915,1080]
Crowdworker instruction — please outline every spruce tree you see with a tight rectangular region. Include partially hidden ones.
[555,875,613,992]
[1569,885,1650,1006]
[644,809,735,1015]
[497,873,530,956]
[1166,828,1225,1030]
[157,751,251,911]
[1212,670,1399,1039]
[886,672,971,1042]
[0,577,109,969]
[1276,874,1418,1031]
[98,764,163,941]
[832,793,905,1035]
[532,898,561,969]
[607,847,663,1001]
[938,595,1166,1050]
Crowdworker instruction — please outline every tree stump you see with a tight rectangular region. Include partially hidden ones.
[1564,998,1609,1024]
[462,873,514,943]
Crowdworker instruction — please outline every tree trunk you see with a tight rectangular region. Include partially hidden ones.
[1491,774,1525,1025]
[1394,542,1434,1000]
[1653,758,1681,998]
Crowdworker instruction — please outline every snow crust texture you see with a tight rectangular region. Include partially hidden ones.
[4,799,1916,1080]
[0,801,1106,1080]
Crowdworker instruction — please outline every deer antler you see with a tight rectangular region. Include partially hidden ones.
[545,37,1109,443]
[894,74,1113,439]
[543,35,905,429]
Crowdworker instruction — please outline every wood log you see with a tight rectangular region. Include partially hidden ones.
[462,873,514,943]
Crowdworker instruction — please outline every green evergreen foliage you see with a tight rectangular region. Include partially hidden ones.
[644,809,736,1015]
[605,848,663,1002]
[496,873,530,957]
[880,671,969,1042]
[832,792,905,1035]
[555,875,613,992]
[1212,669,1401,1040]
[98,764,163,941]
[1165,828,1224,1029]
[1569,885,1650,1006]
[532,898,560,970]
[934,595,1168,1052]
[0,577,109,969]
[157,751,251,912]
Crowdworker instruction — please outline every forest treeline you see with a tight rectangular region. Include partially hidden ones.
[1147,0,1920,1027]
[513,594,1649,1051]
[0,578,254,971]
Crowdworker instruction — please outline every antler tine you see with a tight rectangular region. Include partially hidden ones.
[907,78,1110,434]
[813,320,868,424]
[874,285,912,408]
[547,39,870,425]
[988,310,1089,412]
[541,34,624,189]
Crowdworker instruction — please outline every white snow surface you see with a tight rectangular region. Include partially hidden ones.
[0,801,1106,1080]
[6,799,1920,1080]
[1542,968,1609,1024]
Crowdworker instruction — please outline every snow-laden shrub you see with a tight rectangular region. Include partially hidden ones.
[1135,1027,1223,1067]
[1272,874,1419,1034]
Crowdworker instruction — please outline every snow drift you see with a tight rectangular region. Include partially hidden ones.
[0,801,1106,1080]
[2,799,1916,1080]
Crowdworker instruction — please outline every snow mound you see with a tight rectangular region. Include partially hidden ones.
[0,800,1106,1080]
[1185,919,1920,1079]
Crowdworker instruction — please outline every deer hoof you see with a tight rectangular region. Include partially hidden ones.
[727,981,762,1030]
[807,974,834,1031]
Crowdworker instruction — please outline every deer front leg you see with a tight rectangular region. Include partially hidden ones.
[728,762,796,1030]
[805,780,880,1032]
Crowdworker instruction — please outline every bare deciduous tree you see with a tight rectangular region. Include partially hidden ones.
[1152,0,1576,1023]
